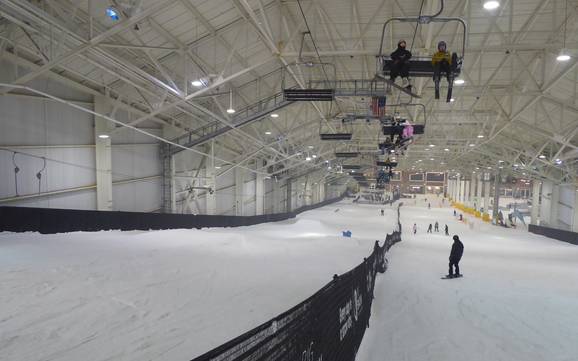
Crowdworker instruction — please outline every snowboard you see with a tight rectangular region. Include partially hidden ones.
[441,274,463,280]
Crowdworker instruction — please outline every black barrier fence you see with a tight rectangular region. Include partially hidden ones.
[0,194,346,234]
[190,204,403,361]
[528,224,578,245]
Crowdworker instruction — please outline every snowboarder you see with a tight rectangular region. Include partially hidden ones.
[427,224,433,233]
[387,40,412,94]
[447,235,464,278]
[413,223,417,235]
[434,221,439,232]
[444,224,449,235]
[432,41,455,102]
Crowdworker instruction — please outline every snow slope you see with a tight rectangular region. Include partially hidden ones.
[357,199,578,361]
[0,201,395,361]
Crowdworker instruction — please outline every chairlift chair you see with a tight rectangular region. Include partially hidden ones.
[375,14,467,101]
[282,32,338,101]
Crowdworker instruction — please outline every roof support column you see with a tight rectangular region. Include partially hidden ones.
[286,179,293,212]
[235,167,245,216]
[205,140,216,215]
[255,161,264,216]
[476,173,483,211]
[572,187,578,232]
[483,174,491,217]
[531,181,541,225]
[492,171,501,222]
[94,95,113,211]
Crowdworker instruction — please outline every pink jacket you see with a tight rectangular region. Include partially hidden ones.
[402,124,414,138]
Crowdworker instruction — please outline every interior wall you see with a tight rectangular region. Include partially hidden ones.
[0,64,162,212]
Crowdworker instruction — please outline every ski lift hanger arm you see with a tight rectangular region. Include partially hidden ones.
[377,17,467,60]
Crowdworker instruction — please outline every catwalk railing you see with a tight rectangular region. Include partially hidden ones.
[190,204,403,361]
[0,194,346,234]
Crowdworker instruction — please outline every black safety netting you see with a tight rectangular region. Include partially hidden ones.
[191,204,403,361]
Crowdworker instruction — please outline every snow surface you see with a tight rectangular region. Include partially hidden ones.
[357,198,578,361]
[0,201,395,361]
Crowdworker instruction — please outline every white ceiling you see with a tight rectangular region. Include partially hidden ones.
[1,0,577,184]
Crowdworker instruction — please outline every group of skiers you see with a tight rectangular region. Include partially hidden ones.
[387,39,455,101]
[413,221,449,235]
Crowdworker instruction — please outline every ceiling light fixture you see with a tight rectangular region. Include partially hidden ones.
[539,155,546,159]
[444,148,449,151]
[557,0,571,62]
[477,135,484,138]
[265,131,272,135]
[226,89,235,114]
[98,134,110,139]
[306,156,312,161]
[483,1,500,10]
[454,79,465,85]
[270,113,279,118]
[469,143,475,147]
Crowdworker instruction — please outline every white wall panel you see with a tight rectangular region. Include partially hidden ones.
[113,179,162,213]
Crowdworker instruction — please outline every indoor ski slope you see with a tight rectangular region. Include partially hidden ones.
[0,201,395,361]
[357,198,578,361]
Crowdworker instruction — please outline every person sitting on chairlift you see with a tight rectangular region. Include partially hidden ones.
[387,40,412,94]
[432,41,455,102]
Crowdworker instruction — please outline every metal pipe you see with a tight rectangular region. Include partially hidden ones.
[0,83,269,176]
[0,176,162,204]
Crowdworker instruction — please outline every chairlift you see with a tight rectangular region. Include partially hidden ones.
[282,32,337,102]
[375,8,467,100]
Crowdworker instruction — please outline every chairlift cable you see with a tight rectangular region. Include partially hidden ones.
[295,0,331,84]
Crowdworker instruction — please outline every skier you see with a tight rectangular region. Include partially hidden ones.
[447,235,464,278]
[444,224,449,235]
[453,209,457,216]
[380,209,385,216]
[428,203,431,209]
[434,221,439,232]
[387,40,412,94]
[413,223,417,235]
[431,41,454,102]
[427,224,433,233]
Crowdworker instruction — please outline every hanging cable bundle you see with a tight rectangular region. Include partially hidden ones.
[12,152,20,196]
[36,157,46,194]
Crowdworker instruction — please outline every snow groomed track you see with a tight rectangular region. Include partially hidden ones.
[0,201,396,361]
[357,198,578,361]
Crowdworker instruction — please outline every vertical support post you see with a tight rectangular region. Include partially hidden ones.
[235,167,244,216]
[255,160,265,215]
[483,173,491,216]
[531,181,541,225]
[94,95,113,211]
[464,180,470,206]
[550,184,560,228]
[286,178,293,212]
[470,173,477,208]
[205,141,216,215]
[476,173,482,210]
[492,171,501,222]
[572,186,578,232]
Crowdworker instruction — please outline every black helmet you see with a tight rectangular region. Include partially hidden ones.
[453,235,459,241]
[438,41,447,51]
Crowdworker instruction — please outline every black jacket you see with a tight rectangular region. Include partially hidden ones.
[390,47,412,63]
[450,240,464,261]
